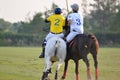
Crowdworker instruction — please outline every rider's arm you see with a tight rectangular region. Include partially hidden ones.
[67,20,72,26]
[45,15,51,23]
[67,14,72,26]
[45,19,50,23]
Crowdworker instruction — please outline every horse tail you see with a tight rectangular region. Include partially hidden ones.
[55,40,60,48]
[55,40,60,56]
[88,34,99,53]
[88,34,98,42]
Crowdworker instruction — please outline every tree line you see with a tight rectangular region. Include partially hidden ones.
[0,0,120,47]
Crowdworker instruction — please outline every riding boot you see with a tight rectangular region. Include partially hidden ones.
[39,47,45,58]
[39,39,47,58]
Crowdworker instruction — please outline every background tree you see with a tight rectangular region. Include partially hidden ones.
[0,19,11,32]
[110,9,120,33]
[17,12,48,35]
[0,2,120,47]
[85,0,120,33]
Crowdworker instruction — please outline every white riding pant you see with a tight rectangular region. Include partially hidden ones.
[66,31,82,43]
[45,32,64,41]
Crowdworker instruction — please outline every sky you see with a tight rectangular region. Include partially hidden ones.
[0,0,90,23]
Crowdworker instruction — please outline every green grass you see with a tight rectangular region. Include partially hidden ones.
[0,47,120,80]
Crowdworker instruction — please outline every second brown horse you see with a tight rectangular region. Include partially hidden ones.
[61,33,99,80]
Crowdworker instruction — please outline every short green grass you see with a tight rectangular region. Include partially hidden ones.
[0,47,120,80]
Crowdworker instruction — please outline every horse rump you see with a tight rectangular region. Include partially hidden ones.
[41,37,66,80]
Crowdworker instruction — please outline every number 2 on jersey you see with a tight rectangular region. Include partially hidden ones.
[54,19,60,26]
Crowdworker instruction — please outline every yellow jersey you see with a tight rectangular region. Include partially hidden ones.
[47,14,65,33]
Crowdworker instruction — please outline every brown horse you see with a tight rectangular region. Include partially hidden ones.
[61,26,99,80]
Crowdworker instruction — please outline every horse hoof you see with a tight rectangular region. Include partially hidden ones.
[61,77,65,80]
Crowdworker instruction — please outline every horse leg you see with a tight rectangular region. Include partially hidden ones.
[54,60,63,80]
[83,57,91,80]
[45,56,52,71]
[42,57,52,80]
[41,72,49,80]
[55,70,58,80]
[74,60,80,80]
[91,38,99,80]
[91,53,98,80]
[90,43,98,80]
[61,60,69,80]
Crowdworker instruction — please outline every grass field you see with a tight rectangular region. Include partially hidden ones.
[0,47,120,80]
